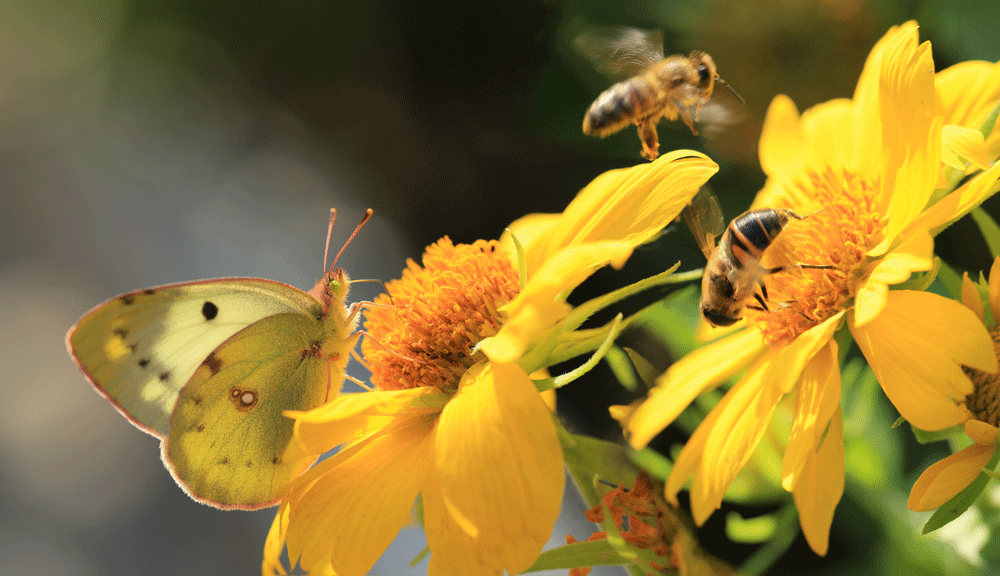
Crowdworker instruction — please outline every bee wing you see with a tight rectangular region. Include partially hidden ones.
[691,101,747,140]
[682,187,726,259]
[574,26,665,78]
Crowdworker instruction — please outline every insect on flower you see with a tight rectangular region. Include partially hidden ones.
[577,26,744,160]
[682,188,832,327]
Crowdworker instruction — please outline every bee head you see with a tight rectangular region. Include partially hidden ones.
[688,52,717,94]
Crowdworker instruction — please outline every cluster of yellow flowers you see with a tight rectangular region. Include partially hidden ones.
[263,22,1000,575]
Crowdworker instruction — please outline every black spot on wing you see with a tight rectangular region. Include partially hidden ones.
[202,301,219,320]
[159,371,170,381]
[121,294,135,305]
[138,358,150,368]
[143,289,157,295]
[220,457,229,465]
[113,327,128,338]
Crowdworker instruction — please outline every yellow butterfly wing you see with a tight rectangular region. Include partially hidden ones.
[67,279,323,438]
[164,309,353,509]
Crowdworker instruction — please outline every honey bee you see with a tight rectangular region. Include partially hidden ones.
[682,188,830,327]
[577,27,744,160]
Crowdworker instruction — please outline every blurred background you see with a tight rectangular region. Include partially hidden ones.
[2,1,999,574]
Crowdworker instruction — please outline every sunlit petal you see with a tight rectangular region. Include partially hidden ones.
[965,420,999,446]
[292,387,444,454]
[941,125,990,170]
[907,149,1000,235]
[962,272,985,322]
[625,327,764,449]
[908,442,994,511]
[701,358,775,508]
[854,230,934,326]
[851,291,997,430]
[990,257,1000,323]
[793,408,844,556]
[782,341,841,491]
[286,415,434,576]
[427,360,563,575]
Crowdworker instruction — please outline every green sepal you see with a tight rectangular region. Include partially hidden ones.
[922,441,1000,534]
[506,228,528,290]
[979,97,1000,142]
[623,347,660,388]
[534,314,622,393]
[559,263,691,334]
[604,346,639,392]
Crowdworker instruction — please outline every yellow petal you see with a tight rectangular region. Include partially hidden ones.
[962,271,985,323]
[936,59,1000,159]
[701,357,776,509]
[761,312,844,409]
[941,125,991,170]
[906,147,1000,235]
[908,442,994,511]
[800,98,858,174]
[286,414,434,576]
[854,229,934,326]
[990,257,1000,323]
[666,380,732,517]
[965,420,999,446]
[852,23,920,172]
[793,408,844,556]
[874,27,940,253]
[528,150,718,273]
[851,290,997,430]
[292,387,444,454]
[263,500,292,575]
[758,95,807,183]
[501,212,562,265]
[482,240,633,363]
[625,327,765,449]
[426,360,563,576]
[782,340,841,492]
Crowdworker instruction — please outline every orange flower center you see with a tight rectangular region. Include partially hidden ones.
[964,326,1000,427]
[750,167,883,347]
[362,237,520,391]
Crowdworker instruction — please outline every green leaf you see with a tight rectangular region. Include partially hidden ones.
[522,540,633,573]
[971,206,1000,258]
[937,259,964,299]
[626,446,673,481]
[922,441,1000,534]
[725,511,777,544]
[911,424,964,444]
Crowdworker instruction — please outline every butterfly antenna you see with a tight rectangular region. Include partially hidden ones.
[716,77,745,104]
[322,208,338,275]
[330,209,373,273]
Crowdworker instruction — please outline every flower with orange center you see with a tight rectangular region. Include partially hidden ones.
[613,21,1000,555]
[908,257,1000,516]
[262,150,719,576]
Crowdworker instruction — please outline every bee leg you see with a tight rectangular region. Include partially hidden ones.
[636,119,660,160]
[753,291,770,311]
[678,107,699,136]
[799,264,835,270]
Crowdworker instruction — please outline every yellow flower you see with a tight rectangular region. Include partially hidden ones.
[908,258,1000,512]
[262,150,718,576]
[614,22,1000,556]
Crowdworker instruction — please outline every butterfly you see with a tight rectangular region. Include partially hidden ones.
[66,208,371,510]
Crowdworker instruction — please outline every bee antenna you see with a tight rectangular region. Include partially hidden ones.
[715,77,745,104]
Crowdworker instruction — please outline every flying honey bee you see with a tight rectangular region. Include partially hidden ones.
[682,188,831,327]
[576,27,744,160]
